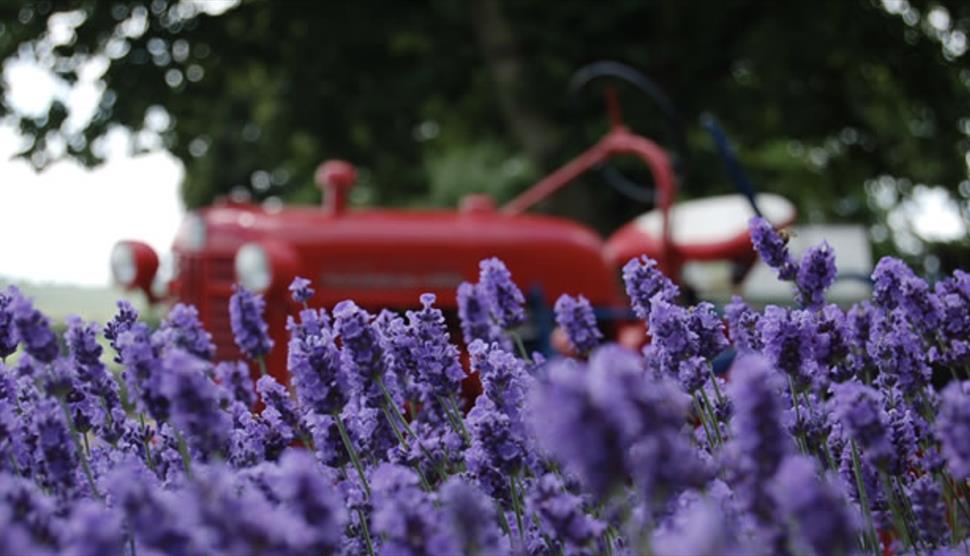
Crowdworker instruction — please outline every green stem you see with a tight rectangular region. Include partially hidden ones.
[256,356,268,377]
[787,375,809,454]
[880,472,914,550]
[334,413,371,499]
[509,471,525,540]
[692,394,716,449]
[137,414,156,474]
[57,397,101,499]
[511,332,531,363]
[699,388,724,446]
[376,376,414,437]
[943,472,970,536]
[893,475,924,548]
[940,472,964,542]
[8,454,22,477]
[603,527,615,556]
[496,502,512,537]
[175,430,193,477]
[376,376,449,483]
[378,403,434,489]
[850,442,880,555]
[440,394,471,445]
[707,366,725,404]
[357,507,376,556]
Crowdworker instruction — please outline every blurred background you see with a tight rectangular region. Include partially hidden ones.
[1,0,970,319]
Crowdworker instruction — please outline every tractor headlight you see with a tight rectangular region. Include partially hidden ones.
[110,240,160,298]
[235,243,272,292]
[110,242,137,287]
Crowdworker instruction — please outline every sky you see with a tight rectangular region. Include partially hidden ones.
[0,53,184,287]
[0,128,183,287]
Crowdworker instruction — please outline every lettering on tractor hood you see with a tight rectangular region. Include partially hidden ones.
[320,271,464,290]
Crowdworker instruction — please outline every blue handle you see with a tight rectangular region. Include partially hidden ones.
[701,113,762,218]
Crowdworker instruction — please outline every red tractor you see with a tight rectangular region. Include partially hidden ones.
[110,63,794,383]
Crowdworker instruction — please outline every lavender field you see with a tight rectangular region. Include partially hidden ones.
[1,217,969,556]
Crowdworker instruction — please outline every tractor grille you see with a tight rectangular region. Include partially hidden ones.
[177,253,238,360]
[204,256,237,359]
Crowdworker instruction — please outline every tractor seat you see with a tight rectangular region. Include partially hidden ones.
[604,193,796,266]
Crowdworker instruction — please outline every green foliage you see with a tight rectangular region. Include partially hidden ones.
[425,140,536,207]
[1,0,969,253]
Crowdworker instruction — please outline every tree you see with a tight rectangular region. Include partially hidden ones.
[2,0,969,256]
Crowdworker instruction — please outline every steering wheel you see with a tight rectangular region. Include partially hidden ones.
[569,61,690,204]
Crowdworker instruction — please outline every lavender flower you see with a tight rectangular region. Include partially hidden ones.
[103,300,138,363]
[214,360,256,408]
[466,395,529,501]
[478,257,526,329]
[370,463,457,555]
[108,459,202,555]
[760,306,816,391]
[256,375,302,441]
[622,255,679,320]
[908,475,948,546]
[725,295,763,353]
[159,350,232,459]
[303,411,347,468]
[873,256,942,333]
[934,270,970,365]
[937,380,970,480]
[405,293,465,410]
[157,303,215,360]
[0,286,18,360]
[334,300,386,389]
[647,298,725,392]
[530,356,623,498]
[812,304,851,382]
[647,297,695,380]
[334,300,404,459]
[0,474,61,551]
[61,501,125,556]
[527,473,606,552]
[188,464,293,555]
[531,345,692,502]
[273,450,347,553]
[470,339,529,416]
[652,498,747,556]
[227,402,269,468]
[0,506,51,556]
[887,405,916,475]
[726,354,792,516]
[288,276,315,304]
[287,321,346,416]
[289,307,330,341]
[867,309,930,395]
[690,301,729,359]
[833,381,895,470]
[749,216,797,280]
[554,294,602,353]
[10,295,58,363]
[64,316,102,370]
[116,322,169,422]
[795,241,837,310]
[229,285,274,359]
[769,455,856,556]
[456,282,501,346]
[439,478,506,555]
[34,399,78,494]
